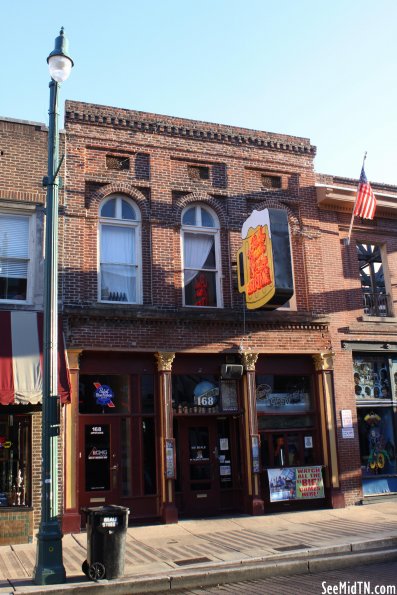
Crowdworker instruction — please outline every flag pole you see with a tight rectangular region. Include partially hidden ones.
[345,152,367,245]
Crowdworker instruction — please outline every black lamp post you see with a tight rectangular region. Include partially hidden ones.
[33,27,73,586]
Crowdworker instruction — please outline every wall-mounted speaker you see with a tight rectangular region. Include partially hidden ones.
[221,364,243,379]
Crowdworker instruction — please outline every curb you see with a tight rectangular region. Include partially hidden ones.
[13,543,397,595]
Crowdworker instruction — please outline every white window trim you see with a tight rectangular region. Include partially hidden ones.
[181,204,223,308]
[0,209,34,305]
[98,195,142,305]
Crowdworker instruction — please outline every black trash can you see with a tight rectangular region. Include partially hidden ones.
[82,505,130,581]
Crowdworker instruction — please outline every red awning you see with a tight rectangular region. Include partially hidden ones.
[0,311,71,405]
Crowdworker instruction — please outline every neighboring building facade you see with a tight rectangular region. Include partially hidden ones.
[0,117,70,544]
[316,175,397,501]
[61,100,342,533]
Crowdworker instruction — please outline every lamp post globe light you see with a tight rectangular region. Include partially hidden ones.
[33,28,73,586]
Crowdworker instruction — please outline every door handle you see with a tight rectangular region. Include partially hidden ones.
[111,464,119,470]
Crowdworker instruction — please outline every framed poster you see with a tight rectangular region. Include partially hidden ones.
[220,380,239,412]
[165,438,176,479]
[251,434,260,473]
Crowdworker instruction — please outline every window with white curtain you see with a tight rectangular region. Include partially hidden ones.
[181,204,222,307]
[99,195,141,303]
[0,213,31,302]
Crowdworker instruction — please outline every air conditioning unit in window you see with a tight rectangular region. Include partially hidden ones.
[221,364,243,379]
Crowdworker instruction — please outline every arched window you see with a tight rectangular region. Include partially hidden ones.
[99,195,142,303]
[181,204,222,307]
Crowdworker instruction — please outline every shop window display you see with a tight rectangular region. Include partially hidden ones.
[354,354,397,493]
[357,408,396,476]
[0,414,30,507]
[256,374,318,470]
[353,355,391,400]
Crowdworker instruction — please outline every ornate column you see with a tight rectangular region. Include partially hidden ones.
[155,352,178,523]
[312,352,344,508]
[62,349,82,533]
[240,351,264,515]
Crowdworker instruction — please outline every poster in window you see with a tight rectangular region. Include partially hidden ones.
[220,380,238,412]
[267,466,324,502]
[267,465,325,502]
[85,424,110,492]
[251,435,260,473]
[165,438,176,479]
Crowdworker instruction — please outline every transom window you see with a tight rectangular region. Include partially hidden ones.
[0,213,31,302]
[181,204,222,308]
[99,195,141,304]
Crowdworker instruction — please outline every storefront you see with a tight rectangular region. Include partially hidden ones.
[0,310,70,544]
[354,352,397,496]
[76,352,245,523]
[77,352,158,521]
[72,349,339,526]
[256,355,332,510]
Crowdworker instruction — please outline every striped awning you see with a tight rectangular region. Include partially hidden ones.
[0,311,71,405]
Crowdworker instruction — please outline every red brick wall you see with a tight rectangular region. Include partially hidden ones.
[0,118,65,540]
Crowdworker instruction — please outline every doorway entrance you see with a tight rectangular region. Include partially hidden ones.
[175,416,242,516]
[78,417,127,510]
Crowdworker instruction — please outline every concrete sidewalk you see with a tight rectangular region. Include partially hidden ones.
[2,501,397,593]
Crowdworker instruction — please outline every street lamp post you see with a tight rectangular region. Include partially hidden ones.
[33,28,73,586]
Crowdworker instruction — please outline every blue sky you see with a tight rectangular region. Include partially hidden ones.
[1,0,396,184]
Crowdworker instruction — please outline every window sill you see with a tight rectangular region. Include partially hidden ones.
[361,315,396,323]
[0,299,30,305]
[99,300,141,306]
[0,506,33,511]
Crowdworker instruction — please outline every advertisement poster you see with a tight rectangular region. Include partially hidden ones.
[165,438,176,479]
[296,466,324,499]
[251,435,260,473]
[85,424,110,491]
[268,466,324,502]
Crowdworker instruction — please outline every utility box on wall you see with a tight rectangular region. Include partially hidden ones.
[221,364,243,379]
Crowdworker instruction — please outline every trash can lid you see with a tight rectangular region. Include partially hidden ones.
[81,505,130,514]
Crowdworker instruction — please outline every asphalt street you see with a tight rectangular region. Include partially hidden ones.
[170,560,397,594]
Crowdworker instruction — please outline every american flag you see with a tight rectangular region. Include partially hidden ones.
[353,166,376,220]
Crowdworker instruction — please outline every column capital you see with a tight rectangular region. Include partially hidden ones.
[313,352,335,371]
[67,349,83,371]
[240,351,259,371]
[155,352,175,372]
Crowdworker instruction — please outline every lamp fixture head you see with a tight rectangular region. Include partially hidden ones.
[47,27,74,83]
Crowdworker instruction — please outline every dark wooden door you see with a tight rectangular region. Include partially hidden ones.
[178,418,221,515]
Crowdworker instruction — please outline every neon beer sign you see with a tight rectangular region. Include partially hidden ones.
[237,208,293,310]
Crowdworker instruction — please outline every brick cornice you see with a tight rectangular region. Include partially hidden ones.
[65,102,316,157]
[63,304,329,331]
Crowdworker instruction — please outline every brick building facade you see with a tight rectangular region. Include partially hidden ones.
[316,174,397,501]
[61,100,341,532]
[1,104,397,543]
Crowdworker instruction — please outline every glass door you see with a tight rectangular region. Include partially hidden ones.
[79,417,128,510]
